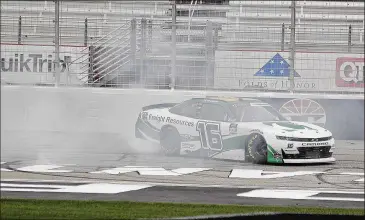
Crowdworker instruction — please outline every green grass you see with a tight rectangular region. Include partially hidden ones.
[1,199,364,220]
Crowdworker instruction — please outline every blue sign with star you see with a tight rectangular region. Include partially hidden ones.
[254,53,300,77]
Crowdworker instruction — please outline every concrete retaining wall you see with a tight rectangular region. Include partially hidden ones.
[1,86,363,159]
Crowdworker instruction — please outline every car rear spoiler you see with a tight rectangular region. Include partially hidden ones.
[142,103,177,111]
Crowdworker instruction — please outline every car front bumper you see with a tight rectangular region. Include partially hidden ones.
[268,137,335,163]
[283,157,336,164]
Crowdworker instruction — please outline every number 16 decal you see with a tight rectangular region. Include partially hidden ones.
[196,121,223,151]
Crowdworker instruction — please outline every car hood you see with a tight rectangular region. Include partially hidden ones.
[256,121,332,138]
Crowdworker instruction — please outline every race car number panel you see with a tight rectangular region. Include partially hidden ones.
[196,121,223,151]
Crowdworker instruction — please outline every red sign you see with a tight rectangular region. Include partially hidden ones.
[335,57,364,88]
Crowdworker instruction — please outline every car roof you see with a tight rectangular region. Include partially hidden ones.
[191,96,263,105]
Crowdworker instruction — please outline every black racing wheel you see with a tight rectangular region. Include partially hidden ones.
[246,134,268,164]
[160,126,181,156]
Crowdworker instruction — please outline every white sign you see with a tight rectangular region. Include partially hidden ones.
[214,51,364,93]
[0,44,88,85]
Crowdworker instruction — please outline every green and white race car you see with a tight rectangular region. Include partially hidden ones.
[135,96,335,164]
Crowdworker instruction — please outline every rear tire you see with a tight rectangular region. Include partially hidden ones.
[246,134,267,164]
[160,126,181,156]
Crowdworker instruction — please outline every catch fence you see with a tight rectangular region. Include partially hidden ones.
[1,0,364,94]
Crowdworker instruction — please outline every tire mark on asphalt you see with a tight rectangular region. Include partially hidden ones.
[316,167,364,189]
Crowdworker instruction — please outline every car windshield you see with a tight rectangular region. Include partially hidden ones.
[232,103,288,122]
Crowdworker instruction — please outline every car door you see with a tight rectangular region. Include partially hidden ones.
[166,99,204,153]
[196,102,233,157]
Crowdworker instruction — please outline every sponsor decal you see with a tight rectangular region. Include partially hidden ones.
[229,123,238,134]
[336,57,364,88]
[149,114,166,123]
[147,113,194,127]
[263,122,316,131]
[249,129,263,135]
[238,53,317,90]
[141,112,148,120]
[302,142,329,146]
[273,152,282,159]
[279,98,326,127]
[181,142,196,150]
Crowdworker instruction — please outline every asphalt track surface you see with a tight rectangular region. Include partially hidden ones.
[1,137,364,209]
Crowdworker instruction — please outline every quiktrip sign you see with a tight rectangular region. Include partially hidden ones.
[0,44,87,85]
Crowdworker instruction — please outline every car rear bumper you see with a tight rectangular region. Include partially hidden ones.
[283,157,336,164]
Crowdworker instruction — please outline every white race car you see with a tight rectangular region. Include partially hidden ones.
[135,96,335,164]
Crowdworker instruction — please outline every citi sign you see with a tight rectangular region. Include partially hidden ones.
[336,57,364,88]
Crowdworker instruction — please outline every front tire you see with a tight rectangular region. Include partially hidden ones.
[246,134,267,164]
[160,126,181,156]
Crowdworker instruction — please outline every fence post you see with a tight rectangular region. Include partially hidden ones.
[140,18,147,86]
[88,46,95,85]
[84,18,88,46]
[281,23,285,51]
[348,25,352,53]
[288,0,296,92]
[171,0,177,90]
[205,21,214,89]
[147,19,152,52]
[18,16,22,44]
[130,19,137,82]
[214,24,219,51]
[54,0,60,87]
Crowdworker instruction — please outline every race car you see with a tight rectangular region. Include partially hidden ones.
[135,96,335,164]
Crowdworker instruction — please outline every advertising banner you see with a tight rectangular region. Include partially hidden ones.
[214,50,364,93]
[0,44,88,85]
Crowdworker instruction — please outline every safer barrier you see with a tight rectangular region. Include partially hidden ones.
[1,86,363,156]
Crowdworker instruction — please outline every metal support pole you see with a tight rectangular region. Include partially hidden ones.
[281,23,285,51]
[84,18,88,46]
[205,21,213,89]
[288,0,296,92]
[130,19,137,81]
[140,18,146,86]
[18,16,22,44]
[55,0,60,87]
[171,0,177,90]
[348,25,352,53]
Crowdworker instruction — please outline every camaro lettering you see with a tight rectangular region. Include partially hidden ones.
[301,142,329,146]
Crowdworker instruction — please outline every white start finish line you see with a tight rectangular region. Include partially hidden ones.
[340,173,364,182]
[1,162,364,181]
[229,169,324,179]
[237,189,364,202]
[16,165,73,173]
[90,166,212,176]
[0,182,153,194]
